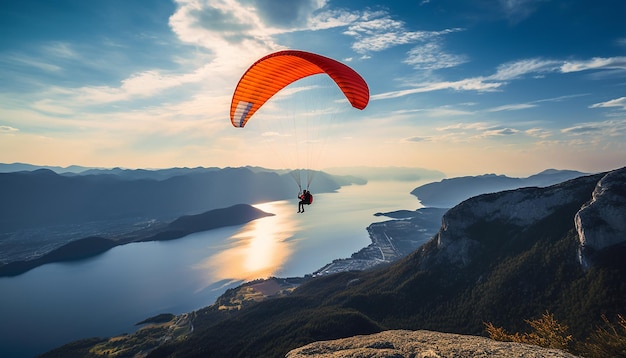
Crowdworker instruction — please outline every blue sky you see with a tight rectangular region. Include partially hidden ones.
[1,0,625,177]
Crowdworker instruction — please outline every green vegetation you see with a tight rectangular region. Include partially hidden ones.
[579,314,626,357]
[485,311,573,351]
[486,311,626,357]
[136,313,176,325]
[41,314,193,358]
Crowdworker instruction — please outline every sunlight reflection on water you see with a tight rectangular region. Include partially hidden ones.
[197,200,300,282]
[194,180,426,285]
[0,180,432,358]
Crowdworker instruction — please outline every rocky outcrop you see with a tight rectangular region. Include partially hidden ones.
[427,168,625,268]
[575,167,626,268]
[286,330,578,358]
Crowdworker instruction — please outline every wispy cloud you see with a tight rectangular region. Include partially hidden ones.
[0,125,19,134]
[525,128,552,138]
[481,127,519,137]
[404,40,468,70]
[489,58,561,81]
[41,42,80,60]
[562,119,626,137]
[487,103,537,112]
[590,96,626,111]
[372,78,502,100]
[486,94,589,113]
[345,17,436,53]
[561,57,626,72]
[437,122,492,132]
[2,53,62,73]
[403,135,431,142]
[373,55,626,100]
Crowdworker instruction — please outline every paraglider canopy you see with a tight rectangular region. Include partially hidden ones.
[230,50,369,128]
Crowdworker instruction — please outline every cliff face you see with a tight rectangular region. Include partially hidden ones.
[286,330,578,358]
[426,168,625,269]
[575,167,626,268]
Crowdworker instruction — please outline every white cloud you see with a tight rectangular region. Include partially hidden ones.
[346,17,429,53]
[373,55,626,101]
[41,42,80,60]
[308,8,362,30]
[525,128,552,138]
[404,41,468,70]
[426,107,473,117]
[2,53,62,73]
[490,58,561,81]
[436,122,492,132]
[562,119,626,136]
[372,77,502,100]
[590,96,626,111]
[344,11,462,55]
[38,65,211,108]
[0,125,19,134]
[561,57,626,73]
[403,135,431,142]
[487,103,537,112]
[481,127,519,137]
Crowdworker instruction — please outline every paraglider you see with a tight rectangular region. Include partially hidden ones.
[298,190,313,213]
[230,50,369,128]
[230,50,369,211]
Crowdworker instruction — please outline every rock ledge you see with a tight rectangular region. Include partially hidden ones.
[286,330,578,358]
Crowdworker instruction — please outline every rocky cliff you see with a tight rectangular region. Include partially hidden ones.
[424,168,625,269]
[575,167,626,268]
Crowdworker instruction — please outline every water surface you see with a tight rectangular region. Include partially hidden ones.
[0,180,426,357]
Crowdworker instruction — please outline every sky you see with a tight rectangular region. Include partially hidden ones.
[1,0,625,177]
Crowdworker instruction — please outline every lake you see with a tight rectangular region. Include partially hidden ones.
[0,180,427,357]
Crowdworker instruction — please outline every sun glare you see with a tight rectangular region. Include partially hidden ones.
[197,201,300,283]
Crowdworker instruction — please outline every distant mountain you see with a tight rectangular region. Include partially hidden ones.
[0,167,354,232]
[75,166,222,180]
[324,166,445,181]
[0,167,285,231]
[0,166,358,263]
[411,169,587,208]
[0,162,94,174]
[0,204,272,277]
[46,167,626,357]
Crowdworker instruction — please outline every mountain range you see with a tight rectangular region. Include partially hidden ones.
[411,169,587,208]
[0,167,345,232]
[42,166,626,357]
[0,166,360,264]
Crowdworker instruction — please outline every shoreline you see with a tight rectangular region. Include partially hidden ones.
[312,207,447,276]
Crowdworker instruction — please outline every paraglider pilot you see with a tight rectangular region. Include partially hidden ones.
[298,190,312,213]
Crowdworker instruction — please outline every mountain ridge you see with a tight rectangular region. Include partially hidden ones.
[411,169,587,208]
[0,166,359,263]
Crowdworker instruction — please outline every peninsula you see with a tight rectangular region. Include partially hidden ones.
[0,204,273,277]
